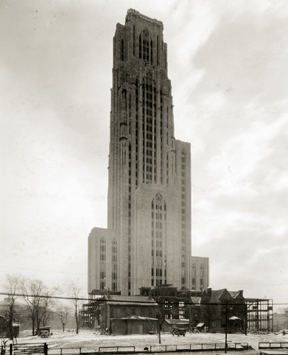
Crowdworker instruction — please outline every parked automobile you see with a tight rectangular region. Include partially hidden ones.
[171,327,186,336]
[39,326,51,338]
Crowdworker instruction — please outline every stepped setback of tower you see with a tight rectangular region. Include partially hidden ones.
[88,9,208,296]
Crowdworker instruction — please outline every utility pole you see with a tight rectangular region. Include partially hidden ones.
[157,302,162,344]
[225,301,228,353]
[245,303,248,335]
[189,305,192,333]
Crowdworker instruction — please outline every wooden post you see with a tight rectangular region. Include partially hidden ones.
[44,343,48,355]
[225,301,228,353]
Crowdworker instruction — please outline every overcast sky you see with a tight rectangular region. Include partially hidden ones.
[1,0,287,308]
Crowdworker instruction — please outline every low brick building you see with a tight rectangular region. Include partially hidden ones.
[99,294,158,335]
[201,288,247,333]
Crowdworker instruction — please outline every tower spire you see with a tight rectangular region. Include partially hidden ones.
[89,10,192,296]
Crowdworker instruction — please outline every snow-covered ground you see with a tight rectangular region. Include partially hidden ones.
[13,329,288,352]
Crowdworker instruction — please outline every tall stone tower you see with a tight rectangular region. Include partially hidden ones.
[88,9,192,296]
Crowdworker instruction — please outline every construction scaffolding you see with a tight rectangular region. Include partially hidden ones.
[245,298,273,333]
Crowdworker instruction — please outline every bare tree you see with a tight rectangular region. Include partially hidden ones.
[55,304,71,332]
[20,277,55,335]
[40,294,55,327]
[156,305,165,344]
[41,285,59,328]
[4,274,21,342]
[67,282,82,334]
[20,277,42,335]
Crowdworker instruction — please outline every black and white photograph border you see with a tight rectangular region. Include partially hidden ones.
[1,0,288,323]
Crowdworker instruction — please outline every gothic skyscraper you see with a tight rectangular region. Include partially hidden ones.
[88,9,208,296]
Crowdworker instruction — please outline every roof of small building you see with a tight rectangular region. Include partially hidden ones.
[102,295,157,306]
[191,296,201,304]
[165,319,189,325]
[208,289,244,303]
[112,315,158,320]
[229,291,243,299]
[209,289,227,303]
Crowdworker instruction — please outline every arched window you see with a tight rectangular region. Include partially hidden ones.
[139,30,153,65]
[100,239,106,255]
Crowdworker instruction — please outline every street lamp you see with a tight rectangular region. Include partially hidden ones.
[225,302,240,353]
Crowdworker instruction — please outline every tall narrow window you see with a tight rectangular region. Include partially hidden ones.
[200,264,204,289]
[139,35,142,59]
[166,153,169,184]
[192,263,196,290]
[157,36,159,66]
[142,74,156,183]
[128,143,132,294]
[112,239,117,291]
[129,94,132,133]
[181,150,186,288]
[151,193,167,287]
[140,30,153,65]
[133,25,135,56]
[100,239,106,290]
[135,79,139,187]
[121,39,124,61]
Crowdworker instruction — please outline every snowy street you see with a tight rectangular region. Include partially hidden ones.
[13,329,288,354]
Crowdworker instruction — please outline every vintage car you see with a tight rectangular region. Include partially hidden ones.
[171,327,186,336]
[39,326,51,338]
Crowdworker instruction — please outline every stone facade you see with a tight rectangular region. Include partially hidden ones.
[88,9,208,296]
[88,228,118,293]
[191,256,209,291]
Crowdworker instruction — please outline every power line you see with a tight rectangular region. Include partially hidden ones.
[1,292,286,306]
[0,292,89,302]
[0,265,87,276]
